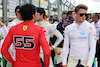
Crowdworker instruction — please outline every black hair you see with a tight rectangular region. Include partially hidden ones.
[62,10,67,15]
[94,13,99,19]
[36,7,45,18]
[67,11,74,15]
[20,4,36,21]
[15,5,22,13]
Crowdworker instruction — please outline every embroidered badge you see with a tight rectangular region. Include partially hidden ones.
[89,27,92,30]
[66,28,68,30]
[23,25,27,31]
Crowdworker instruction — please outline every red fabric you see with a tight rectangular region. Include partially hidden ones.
[1,21,51,67]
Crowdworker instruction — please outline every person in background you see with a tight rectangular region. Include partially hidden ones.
[86,14,92,23]
[6,5,23,67]
[67,11,75,21]
[0,20,8,50]
[0,21,8,41]
[7,5,23,30]
[1,4,51,67]
[91,13,100,67]
[61,11,67,19]
[0,21,8,67]
[57,11,67,29]
[44,15,50,23]
[49,19,53,24]
[35,7,63,67]
[50,11,74,67]
[63,4,96,67]
[51,15,59,28]
[57,10,75,32]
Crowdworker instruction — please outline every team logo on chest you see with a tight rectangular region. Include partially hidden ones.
[23,25,27,31]
[89,27,92,30]
[80,32,86,36]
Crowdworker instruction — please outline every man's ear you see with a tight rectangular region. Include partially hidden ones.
[41,13,43,17]
[16,12,18,16]
[32,14,36,22]
[16,12,20,16]
[32,14,35,19]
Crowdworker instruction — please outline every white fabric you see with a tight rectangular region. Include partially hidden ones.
[67,55,88,67]
[0,39,4,53]
[1,26,8,37]
[51,21,58,29]
[91,21,100,41]
[63,20,96,67]
[35,20,63,67]
[0,26,8,67]
[35,20,63,49]
[0,25,8,52]
[55,47,63,64]
[7,18,23,30]
[0,25,8,38]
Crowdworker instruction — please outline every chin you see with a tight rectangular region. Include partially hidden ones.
[81,20,85,22]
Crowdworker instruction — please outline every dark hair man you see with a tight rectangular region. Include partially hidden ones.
[1,4,51,67]
[7,5,23,30]
[35,7,63,67]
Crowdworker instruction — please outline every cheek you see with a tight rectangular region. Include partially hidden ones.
[76,16,79,19]
[36,16,38,19]
[85,17,86,19]
[36,16,40,20]
[34,16,36,19]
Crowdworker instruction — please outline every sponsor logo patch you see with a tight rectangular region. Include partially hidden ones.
[66,28,68,30]
[23,25,27,31]
[89,27,92,30]
[80,32,86,36]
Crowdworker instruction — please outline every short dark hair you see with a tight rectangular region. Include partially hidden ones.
[36,7,45,18]
[75,4,88,13]
[93,13,99,19]
[62,10,67,15]
[20,4,36,21]
[15,5,22,13]
[67,11,74,15]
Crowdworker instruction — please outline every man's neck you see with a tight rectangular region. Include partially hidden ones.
[39,18,44,22]
[75,20,83,24]
[17,17,22,21]
[30,19,35,22]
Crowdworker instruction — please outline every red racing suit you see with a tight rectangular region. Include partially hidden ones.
[1,21,51,67]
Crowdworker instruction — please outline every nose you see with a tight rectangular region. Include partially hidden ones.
[83,14,86,17]
[83,14,86,19]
